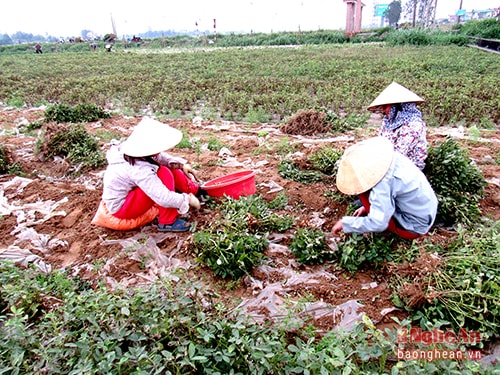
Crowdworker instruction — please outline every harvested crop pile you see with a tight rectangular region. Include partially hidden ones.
[281,109,329,135]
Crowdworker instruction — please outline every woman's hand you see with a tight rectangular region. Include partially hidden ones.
[168,160,199,181]
[167,161,182,169]
[182,164,198,181]
[353,206,367,217]
[188,193,201,209]
[332,219,343,235]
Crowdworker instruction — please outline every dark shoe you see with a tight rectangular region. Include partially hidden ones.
[157,218,191,232]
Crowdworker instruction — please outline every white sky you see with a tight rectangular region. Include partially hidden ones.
[0,0,498,37]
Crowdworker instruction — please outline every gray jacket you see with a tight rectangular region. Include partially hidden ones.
[102,146,188,214]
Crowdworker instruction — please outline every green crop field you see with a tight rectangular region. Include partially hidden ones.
[0,27,499,374]
[1,43,498,127]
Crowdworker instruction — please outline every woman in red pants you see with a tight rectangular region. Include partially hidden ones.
[101,117,205,232]
[332,137,438,240]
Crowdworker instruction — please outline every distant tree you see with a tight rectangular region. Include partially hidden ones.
[0,33,13,45]
[385,1,402,26]
[10,31,31,43]
[10,31,46,43]
[33,34,46,42]
[404,0,437,28]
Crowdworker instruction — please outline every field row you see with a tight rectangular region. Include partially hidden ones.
[1,44,498,127]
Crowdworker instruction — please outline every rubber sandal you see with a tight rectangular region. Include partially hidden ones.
[157,218,191,232]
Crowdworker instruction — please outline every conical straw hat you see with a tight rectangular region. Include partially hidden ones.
[121,117,183,157]
[336,137,394,195]
[367,82,424,111]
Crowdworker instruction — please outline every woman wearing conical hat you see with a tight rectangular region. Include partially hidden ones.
[332,137,438,240]
[367,82,427,170]
[97,117,206,232]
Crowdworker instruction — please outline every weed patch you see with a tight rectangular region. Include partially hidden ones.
[37,123,106,173]
[0,144,9,174]
[336,233,402,273]
[424,136,486,226]
[308,145,343,176]
[289,227,335,265]
[192,195,294,279]
[44,103,111,123]
[390,222,500,339]
[278,159,325,184]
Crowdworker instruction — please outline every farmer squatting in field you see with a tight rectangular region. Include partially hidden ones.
[367,81,428,170]
[92,117,207,232]
[332,137,438,240]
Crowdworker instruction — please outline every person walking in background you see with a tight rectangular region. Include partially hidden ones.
[35,42,43,54]
[95,117,206,232]
[332,137,438,240]
[367,82,428,170]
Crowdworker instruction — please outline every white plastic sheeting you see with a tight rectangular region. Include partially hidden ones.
[235,243,365,331]
[99,229,194,288]
[0,176,68,272]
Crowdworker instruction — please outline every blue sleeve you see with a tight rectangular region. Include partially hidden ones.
[342,178,395,233]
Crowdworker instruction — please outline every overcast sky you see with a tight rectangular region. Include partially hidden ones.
[0,0,498,37]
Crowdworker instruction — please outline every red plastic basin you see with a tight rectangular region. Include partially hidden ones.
[201,170,256,199]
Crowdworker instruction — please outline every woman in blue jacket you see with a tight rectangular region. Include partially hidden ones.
[332,137,438,240]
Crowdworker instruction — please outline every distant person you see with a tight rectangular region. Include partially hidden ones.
[332,137,438,240]
[367,82,428,170]
[90,42,97,51]
[35,42,42,54]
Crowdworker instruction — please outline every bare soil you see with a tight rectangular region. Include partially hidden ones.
[1,106,499,333]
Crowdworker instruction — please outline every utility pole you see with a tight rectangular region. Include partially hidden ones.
[433,0,438,24]
[412,0,417,27]
[457,0,464,24]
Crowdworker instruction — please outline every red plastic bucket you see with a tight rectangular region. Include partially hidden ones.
[201,170,256,199]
